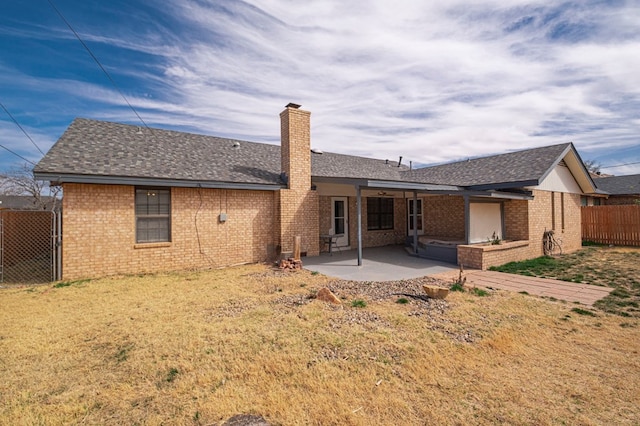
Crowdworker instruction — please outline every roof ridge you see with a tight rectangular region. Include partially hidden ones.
[71,117,277,148]
[414,142,573,171]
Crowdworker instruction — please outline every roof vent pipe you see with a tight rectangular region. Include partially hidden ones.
[397,156,403,167]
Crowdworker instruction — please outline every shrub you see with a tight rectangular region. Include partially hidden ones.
[351,299,367,308]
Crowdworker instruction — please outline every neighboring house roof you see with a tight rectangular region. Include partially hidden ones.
[0,195,56,210]
[34,118,596,194]
[594,174,640,196]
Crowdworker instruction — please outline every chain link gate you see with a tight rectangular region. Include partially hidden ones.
[0,210,62,284]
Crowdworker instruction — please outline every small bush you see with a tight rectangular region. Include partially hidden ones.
[396,297,409,304]
[351,299,367,308]
[450,283,465,292]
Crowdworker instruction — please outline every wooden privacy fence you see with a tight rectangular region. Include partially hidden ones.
[581,205,640,246]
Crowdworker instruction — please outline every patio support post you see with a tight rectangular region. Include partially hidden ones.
[412,190,418,254]
[464,195,470,244]
[356,185,363,266]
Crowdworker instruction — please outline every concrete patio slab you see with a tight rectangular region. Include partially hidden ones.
[302,245,459,282]
[303,246,613,306]
[464,270,613,306]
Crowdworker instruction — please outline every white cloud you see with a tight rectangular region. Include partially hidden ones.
[3,0,640,174]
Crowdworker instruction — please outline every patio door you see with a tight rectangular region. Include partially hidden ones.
[407,199,423,235]
[331,197,349,248]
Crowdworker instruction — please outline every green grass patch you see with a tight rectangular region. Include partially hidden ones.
[489,256,559,276]
[396,297,409,304]
[450,283,465,292]
[571,307,597,317]
[582,241,606,247]
[165,368,179,383]
[351,299,367,308]
[610,288,630,298]
[53,279,91,288]
[471,288,489,297]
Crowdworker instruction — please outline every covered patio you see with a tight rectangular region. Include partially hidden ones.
[314,176,534,271]
[302,245,460,282]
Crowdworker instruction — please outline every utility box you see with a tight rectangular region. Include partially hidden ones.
[218,213,227,223]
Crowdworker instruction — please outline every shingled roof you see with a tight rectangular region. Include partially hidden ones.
[405,143,576,189]
[35,118,283,186]
[35,118,412,187]
[594,174,640,195]
[35,118,595,194]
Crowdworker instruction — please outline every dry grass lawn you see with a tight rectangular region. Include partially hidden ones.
[1,264,639,425]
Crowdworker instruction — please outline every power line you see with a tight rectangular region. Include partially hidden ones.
[601,161,640,169]
[0,101,45,155]
[0,143,37,166]
[47,0,151,130]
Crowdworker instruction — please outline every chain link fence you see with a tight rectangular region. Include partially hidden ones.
[0,210,61,284]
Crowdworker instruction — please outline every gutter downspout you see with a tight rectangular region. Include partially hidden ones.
[464,195,470,244]
[356,185,363,266]
[413,191,418,254]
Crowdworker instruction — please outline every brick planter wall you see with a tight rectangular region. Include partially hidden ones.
[458,240,531,270]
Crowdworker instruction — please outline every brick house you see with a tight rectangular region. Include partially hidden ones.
[34,104,598,279]
[593,174,640,205]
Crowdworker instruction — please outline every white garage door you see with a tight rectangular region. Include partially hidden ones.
[469,203,502,244]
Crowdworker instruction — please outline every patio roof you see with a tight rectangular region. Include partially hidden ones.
[312,176,534,200]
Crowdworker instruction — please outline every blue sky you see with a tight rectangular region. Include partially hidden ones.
[1,0,639,176]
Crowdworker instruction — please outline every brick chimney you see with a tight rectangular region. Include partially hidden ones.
[280,103,311,190]
[277,103,319,258]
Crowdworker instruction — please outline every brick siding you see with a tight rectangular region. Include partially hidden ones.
[424,196,465,240]
[503,199,529,241]
[278,189,319,256]
[459,189,583,269]
[61,183,277,279]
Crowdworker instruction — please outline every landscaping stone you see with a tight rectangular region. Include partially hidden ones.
[423,285,450,299]
[316,287,341,304]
